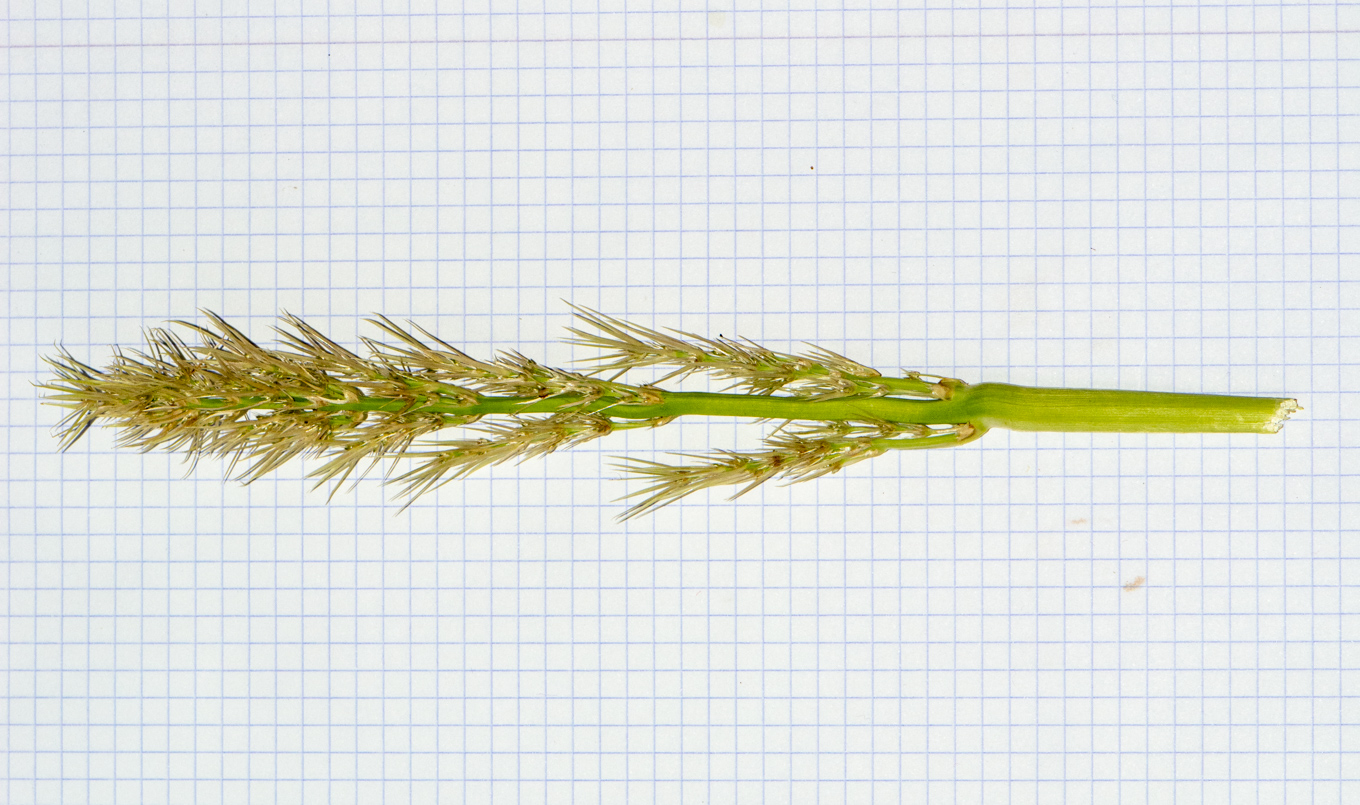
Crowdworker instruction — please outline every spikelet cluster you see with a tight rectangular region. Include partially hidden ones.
[614,420,975,519]
[41,312,664,504]
[41,308,964,516]
[566,305,932,400]
[41,314,450,486]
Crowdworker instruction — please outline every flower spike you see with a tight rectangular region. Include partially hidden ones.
[40,308,1298,518]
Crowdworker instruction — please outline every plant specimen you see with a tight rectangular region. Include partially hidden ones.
[40,307,1298,519]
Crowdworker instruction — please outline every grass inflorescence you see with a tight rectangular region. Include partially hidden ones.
[40,306,1297,519]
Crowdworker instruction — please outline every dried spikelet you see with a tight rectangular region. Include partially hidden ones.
[364,314,518,385]
[477,350,665,406]
[364,314,660,405]
[613,439,883,520]
[389,411,619,505]
[613,419,976,519]
[564,304,922,400]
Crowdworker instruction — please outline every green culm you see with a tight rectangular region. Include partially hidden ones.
[41,306,1298,519]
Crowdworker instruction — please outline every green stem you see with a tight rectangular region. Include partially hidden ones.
[198,381,1296,435]
[952,383,1296,434]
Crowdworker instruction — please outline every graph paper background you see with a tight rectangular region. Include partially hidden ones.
[4,3,1358,803]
